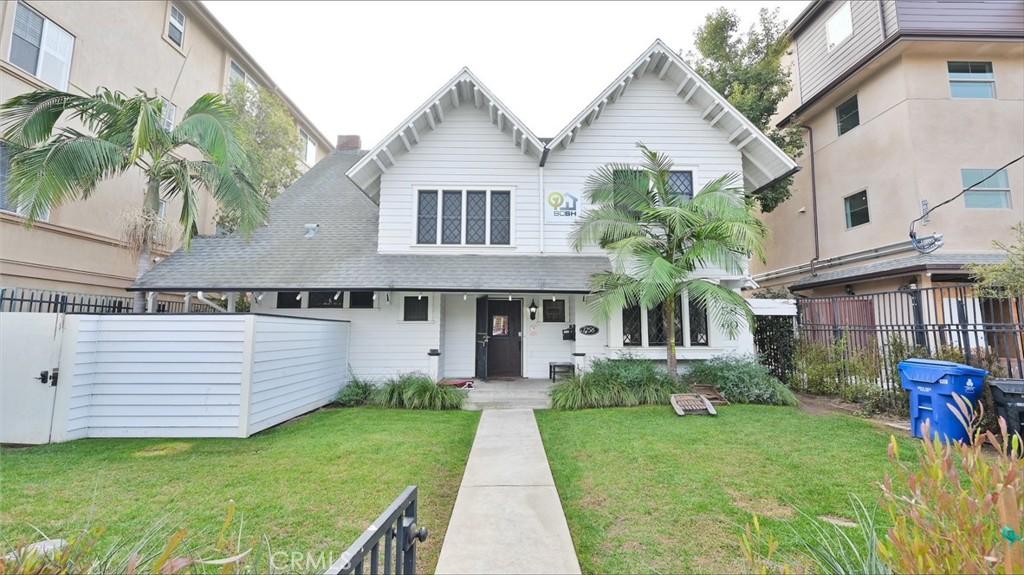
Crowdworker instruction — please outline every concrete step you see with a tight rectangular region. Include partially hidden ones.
[463,400,552,411]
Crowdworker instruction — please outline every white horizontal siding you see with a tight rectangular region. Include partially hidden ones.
[543,75,745,255]
[247,316,350,434]
[73,315,248,438]
[252,293,440,382]
[377,106,540,254]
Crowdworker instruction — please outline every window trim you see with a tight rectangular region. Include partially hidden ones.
[825,1,854,53]
[618,292,709,349]
[947,61,996,100]
[412,186,516,247]
[835,94,860,136]
[402,295,431,322]
[8,1,76,91]
[843,189,871,229]
[962,168,1012,209]
[166,3,186,48]
[666,169,696,200]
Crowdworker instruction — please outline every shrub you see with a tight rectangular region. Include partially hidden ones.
[372,373,465,410]
[879,399,1024,574]
[336,377,375,407]
[682,356,798,406]
[549,357,679,410]
[402,376,465,410]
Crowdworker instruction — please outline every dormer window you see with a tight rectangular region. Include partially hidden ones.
[416,188,512,246]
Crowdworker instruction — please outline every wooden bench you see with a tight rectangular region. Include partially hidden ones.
[549,362,575,382]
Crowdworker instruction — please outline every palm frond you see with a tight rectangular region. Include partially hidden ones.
[127,96,165,164]
[172,94,244,167]
[570,205,645,251]
[7,131,129,221]
[684,279,752,338]
[0,91,97,146]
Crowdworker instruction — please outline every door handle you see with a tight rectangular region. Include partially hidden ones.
[34,368,58,387]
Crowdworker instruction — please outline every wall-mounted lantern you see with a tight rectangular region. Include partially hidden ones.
[528,299,539,321]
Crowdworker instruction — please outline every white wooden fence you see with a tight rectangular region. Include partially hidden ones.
[0,313,350,444]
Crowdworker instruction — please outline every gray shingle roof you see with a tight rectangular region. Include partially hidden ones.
[134,151,610,292]
[790,252,1008,290]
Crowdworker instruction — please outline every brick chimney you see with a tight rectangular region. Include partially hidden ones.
[336,135,361,150]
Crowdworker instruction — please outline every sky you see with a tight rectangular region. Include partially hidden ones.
[203,1,810,146]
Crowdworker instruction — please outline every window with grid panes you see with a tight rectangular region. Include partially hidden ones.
[667,171,693,199]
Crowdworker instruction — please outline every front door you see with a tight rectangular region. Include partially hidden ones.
[484,299,522,378]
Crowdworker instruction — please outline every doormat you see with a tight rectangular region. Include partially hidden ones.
[440,379,475,389]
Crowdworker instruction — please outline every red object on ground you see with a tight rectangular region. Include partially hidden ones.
[440,379,475,389]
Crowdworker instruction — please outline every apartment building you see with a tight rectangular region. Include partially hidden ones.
[754,0,1024,296]
[0,1,332,297]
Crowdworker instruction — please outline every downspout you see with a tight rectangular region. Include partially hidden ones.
[538,165,545,253]
[801,124,821,273]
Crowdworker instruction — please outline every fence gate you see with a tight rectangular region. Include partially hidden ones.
[0,313,64,444]
[325,486,427,575]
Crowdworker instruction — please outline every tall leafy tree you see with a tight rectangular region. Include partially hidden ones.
[692,7,804,212]
[1,89,266,311]
[572,144,767,374]
[217,82,303,232]
[967,223,1024,298]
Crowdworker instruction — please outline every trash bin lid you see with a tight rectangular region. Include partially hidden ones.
[990,379,1024,395]
[898,358,988,384]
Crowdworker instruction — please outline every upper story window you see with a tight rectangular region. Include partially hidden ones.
[825,1,853,51]
[666,170,694,199]
[160,97,176,131]
[299,130,317,166]
[844,190,870,228]
[416,188,511,246]
[948,62,995,99]
[836,95,860,136]
[9,2,74,90]
[0,140,49,221]
[167,4,186,48]
[962,168,1011,209]
[228,60,259,93]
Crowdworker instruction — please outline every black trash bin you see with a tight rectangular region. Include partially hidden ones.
[990,379,1024,440]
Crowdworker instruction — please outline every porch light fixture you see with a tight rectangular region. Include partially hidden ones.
[529,299,538,320]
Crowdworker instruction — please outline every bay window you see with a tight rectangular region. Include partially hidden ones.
[620,294,710,348]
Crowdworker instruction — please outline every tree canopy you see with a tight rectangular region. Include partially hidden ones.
[692,7,804,213]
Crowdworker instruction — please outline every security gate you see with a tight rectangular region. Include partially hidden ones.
[325,486,427,575]
[0,313,63,444]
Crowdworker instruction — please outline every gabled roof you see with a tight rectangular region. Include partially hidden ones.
[543,39,799,193]
[346,68,546,198]
[134,151,609,292]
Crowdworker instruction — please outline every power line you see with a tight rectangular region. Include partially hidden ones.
[909,154,1024,254]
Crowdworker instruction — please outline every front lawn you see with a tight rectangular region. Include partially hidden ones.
[537,405,915,574]
[0,408,479,572]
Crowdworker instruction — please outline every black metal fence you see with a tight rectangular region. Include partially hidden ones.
[0,287,217,314]
[326,486,427,575]
[795,284,1024,404]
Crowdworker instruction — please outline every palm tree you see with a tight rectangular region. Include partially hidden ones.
[1,89,266,311]
[571,143,766,375]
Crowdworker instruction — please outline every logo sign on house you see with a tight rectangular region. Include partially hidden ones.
[545,191,578,224]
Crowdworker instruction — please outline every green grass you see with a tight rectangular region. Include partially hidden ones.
[0,407,479,572]
[536,405,916,574]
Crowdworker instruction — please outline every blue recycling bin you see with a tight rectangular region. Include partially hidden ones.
[899,358,988,443]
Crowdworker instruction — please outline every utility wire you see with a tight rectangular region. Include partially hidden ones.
[909,153,1024,253]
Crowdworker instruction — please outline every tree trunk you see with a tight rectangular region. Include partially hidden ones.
[665,292,678,378]
[132,179,161,313]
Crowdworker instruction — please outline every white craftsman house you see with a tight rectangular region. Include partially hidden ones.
[136,40,798,381]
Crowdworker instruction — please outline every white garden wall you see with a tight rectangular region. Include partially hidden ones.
[0,313,350,444]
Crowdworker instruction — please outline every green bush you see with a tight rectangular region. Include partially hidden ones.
[550,357,680,410]
[682,356,798,406]
[402,376,465,410]
[372,373,465,410]
[336,377,375,407]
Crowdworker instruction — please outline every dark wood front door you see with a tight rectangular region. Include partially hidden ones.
[482,299,522,378]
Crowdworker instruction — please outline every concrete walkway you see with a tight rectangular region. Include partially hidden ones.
[435,409,581,575]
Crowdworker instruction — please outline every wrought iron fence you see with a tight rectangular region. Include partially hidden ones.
[0,287,217,314]
[795,284,1024,405]
[325,486,427,575]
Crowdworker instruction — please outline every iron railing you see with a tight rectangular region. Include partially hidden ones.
[326,486,427,575]
[0,287,217,314]
[796,284,1024,402]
